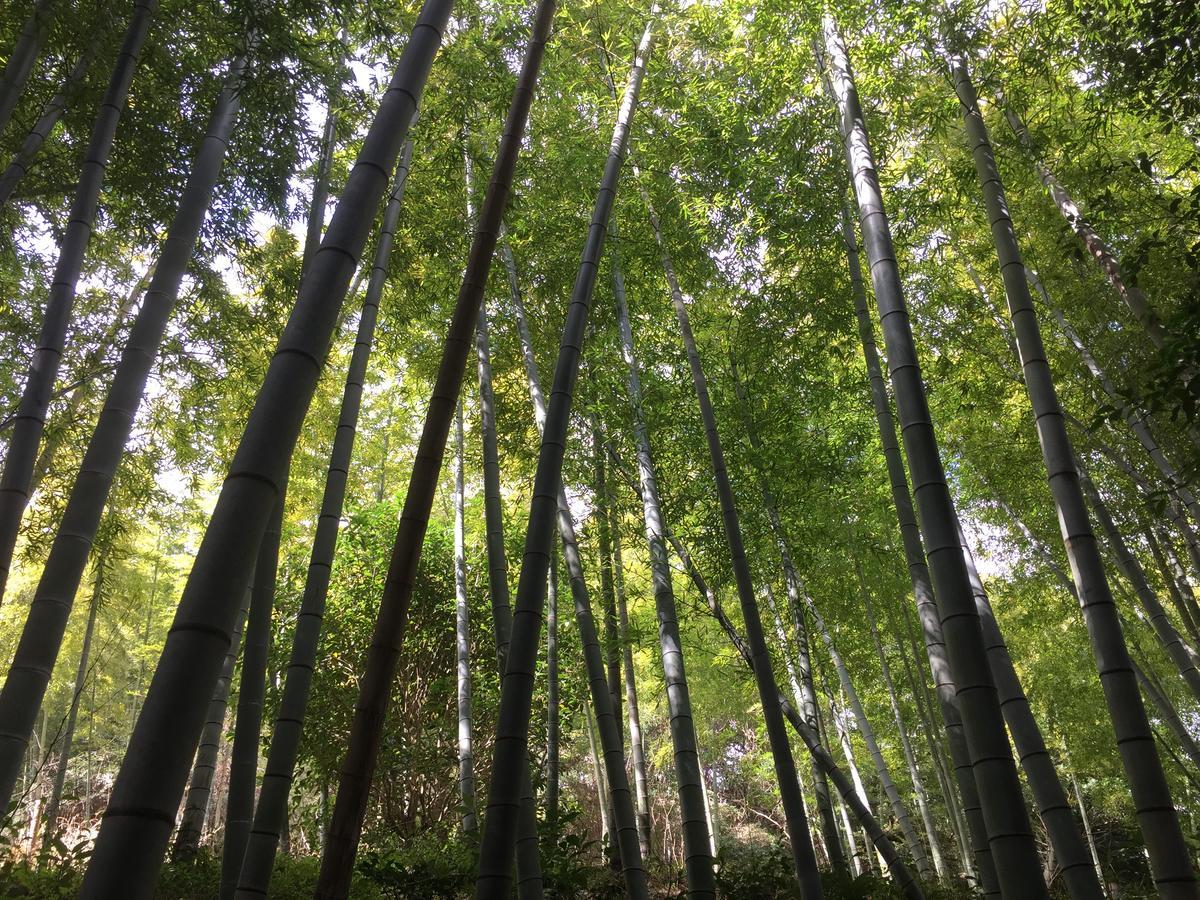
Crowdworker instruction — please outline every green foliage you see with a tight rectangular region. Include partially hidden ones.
[538,809,624,898]
[717,839,803,900]
[1071,0,1200,129]
[357,833,474,899]
[0,842,85,898]
[154,852,382,899]
[716,836,979,900]
[0,0,1198,892]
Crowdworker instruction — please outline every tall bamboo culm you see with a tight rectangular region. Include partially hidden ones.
[500,239,565,858]
[610,228,717,895]
[0,46,94,207]
[473,231,545,896]
[81,5,447,890]
[220,491,285,900]
[1079,471,1200,704]
[633,171,822,896]
[823,21,1046,896]
[506,224,646,896]
[41,552,105,845]
[0,0,155,605]
[956,517,1103,900]
[0,0,58,137]
[609,488,652,860]
[592,429,623,743]
[173,588,251,859]
[855,566,945,877]
[951,56,1195,894]
[317,3,553,893]
[1000,94,1171,354]
[475,13,656,898]
[727,357,846,875]
[453,400,477,833]
[0,51,246,816]
[235,139,415,898]
[841,205,995,889]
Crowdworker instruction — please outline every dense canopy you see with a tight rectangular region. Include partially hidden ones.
[0,0,1197,896]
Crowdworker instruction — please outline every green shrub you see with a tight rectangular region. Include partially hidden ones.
[357,832,475,899]
[155,850,380,898]
[716,838,803,899]
[538,811,623,898]
[0,857,81,899]
[715,836,979,900]
[0,837,87,899]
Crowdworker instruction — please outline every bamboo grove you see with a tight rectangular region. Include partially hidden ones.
[0,0,1197,896]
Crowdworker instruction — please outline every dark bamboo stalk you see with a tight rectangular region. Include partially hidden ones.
[610,224,717,894]
[472,217,545,897]
[83,5,447,888]
[220,492,285,899]
[0,51,245,817]
[1001,95,1169,351]
[0,45,93,206]
[453,399,478,833]
[478,298,514,672]
[173,587,251,859]
[592,425,623,743]
[609,489,651,860]
[857,568,946,877]
[0,0,57,136]
[41,551,105,845]
[302,79,340,277]
[633,172,821,896]
[507,220,646,896]
[475,14,654,897]
[957,518,1103,900]
[546,548,559,834]
[839,202,994,891]
[316,4,552,892]
[1135,656,1200,782]
[235,139,414,898]
[492,242,557,884]
[0,0,155,604]
[825,23,1044,895]
[727,354,848,875]
[951,55,1194,894]
[555,490,642,878]
[1080,472,1200,703]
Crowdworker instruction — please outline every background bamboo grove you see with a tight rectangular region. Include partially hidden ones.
[0,0,1197,897]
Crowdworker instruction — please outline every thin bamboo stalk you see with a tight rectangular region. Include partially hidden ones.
[475,14,654,897]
